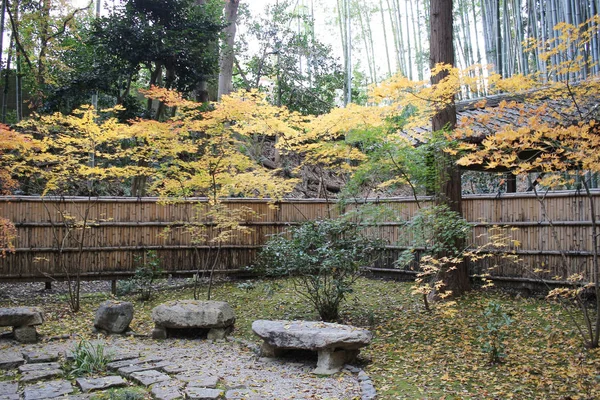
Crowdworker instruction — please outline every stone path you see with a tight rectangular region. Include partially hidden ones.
[0,337,373,399]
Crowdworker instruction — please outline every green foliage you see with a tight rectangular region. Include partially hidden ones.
[130,250,163,301]
[397,204,472,271]
[66,339,110,377]
[254,219,384,321]
[478,301,513,364]
[238,0,344,115]
[410,204,471,255]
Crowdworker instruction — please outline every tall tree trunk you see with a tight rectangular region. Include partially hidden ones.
[218,0,240,100]
[429,0,470,296]
[379,0,392,77]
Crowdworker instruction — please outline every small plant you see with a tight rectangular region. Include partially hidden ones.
[66,339,110,377]
[397,204,472,308]
[130,250,163,301]
[478,301,513,364]
[237,281,256,292]
[255,219,384,322]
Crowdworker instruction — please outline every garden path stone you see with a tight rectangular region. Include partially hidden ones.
[106,350,139,362]
[0,382,18,400]
[224,389,262,400]
[150,380,185,400]
[20,368,63,382]
[162,364,190,374]
[174,371,218,386]
[23,379,73,400]
[76,376,127,392]
[129,369,171,386]
[18,362,61,372]
[0,353,24,370]
[107,356,162,370]
[185,387,224,400]
[22,351,59,363]
[118,360,173,377]
[19,362,63,382]
[185,376,219,388]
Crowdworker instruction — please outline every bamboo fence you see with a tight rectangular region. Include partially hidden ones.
[0,191,598,283]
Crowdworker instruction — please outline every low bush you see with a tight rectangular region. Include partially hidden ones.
[255,219,384,322]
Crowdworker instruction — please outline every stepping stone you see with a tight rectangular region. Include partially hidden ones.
[151,380,185,400]
[129,370,170,386]
[20,368,63,383]
[19,362,61,372]
[0,353,25,370]
[106,351,140,362]
[23,379,73,400]
[174,370,216,384]
[185,387,224,400]
[162,364,193,374]
[0,382,19,400]
[19,362,63,382]
[76,376,127,392]
[186,376,219,388]
[107,356,162,371]
[118,361,173,377]
[225,389,261,400]
[22,351,59,363]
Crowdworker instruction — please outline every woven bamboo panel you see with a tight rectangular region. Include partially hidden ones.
[1,191,599,282]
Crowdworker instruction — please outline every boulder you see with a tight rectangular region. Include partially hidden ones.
[94,301,134,334]
[151,300,235,330]
[0,307,44,327]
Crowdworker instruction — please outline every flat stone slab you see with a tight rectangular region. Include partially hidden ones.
[0,382,18,400]
[76,376,127,392]
[0,307,44,327]
[129,369,171,386]
[151,380,185,400]
[18,362,61,372]
[185,387,224,400]
[185,376,219,388]
[152,300,235,329]
[252,320,372,351]
[22,351,59,363]
[0,353,25,370]
[174,371,218,385]
[118,360,174,377]
[162,364,192,374]
[224,389,262,400]
[23,379,73,400]
[20,368,63,382]
[107,356,162,370]
[106,351,140,362]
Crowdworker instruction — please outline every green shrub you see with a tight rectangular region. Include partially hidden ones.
[130,250,163,301]
[478,301,513,364]
[255,219,384,322]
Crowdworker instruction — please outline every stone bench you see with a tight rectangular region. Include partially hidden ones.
[151,300,235,340]
[0,307,44,343]
[252,320,372,375]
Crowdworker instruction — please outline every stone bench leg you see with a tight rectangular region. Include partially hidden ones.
[13,326,37,343]
[313,349,359,375]
[259,342,285,358]
[152,325,168,339]
[207,327,231,340]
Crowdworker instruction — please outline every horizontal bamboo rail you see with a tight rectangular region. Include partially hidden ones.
[0,191,599,283]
